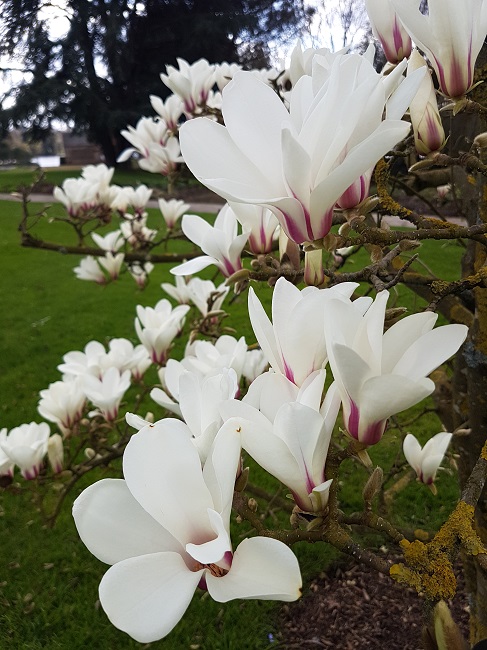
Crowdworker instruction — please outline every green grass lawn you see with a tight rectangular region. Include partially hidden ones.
[0,197,464,649]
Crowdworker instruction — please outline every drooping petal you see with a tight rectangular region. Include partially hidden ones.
[206,537,302,602]
[72,479,182,565]
[186,509,231,565]
[99,552,203,643]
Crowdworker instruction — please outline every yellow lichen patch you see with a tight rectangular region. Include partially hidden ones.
[391,501,487,601]
[481,440,487,462]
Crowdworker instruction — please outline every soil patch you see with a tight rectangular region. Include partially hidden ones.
[278,558,470,650]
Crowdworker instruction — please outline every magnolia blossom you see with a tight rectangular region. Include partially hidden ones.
[403,432,452,485]
[242,348,268,384]
[128,262,154,289]
[0,422,50,479]
[54,178,99,218]
[102,338,151,380]
[150,367,238,461]
[230,202,279,255]
[161,275,192,305]
[186,278,229,317]
[74,257,107,284]
[214,62,242,91]
[150,93,184,131]
[91,230,124,253]
[38,378,86,434]
[83,367,131,422]
[407,50,446,155]
[323,291,468,445]
[365,0,412,64]
[123,185,153,214]
[248,277,370,387]
[98,252,125,281]
[59,340,108,379]
[180,55,423,244]
[135,300,190,365]
[158,198,190,229]
[73,422,301,643]
[392,0,487,98]
[120,213,157,248]
[81,163,114,189]
[171,206,249,278]
[118,116,168,162]
[182,335,248,381]
[161,58,216,114]
[221,380,341,513]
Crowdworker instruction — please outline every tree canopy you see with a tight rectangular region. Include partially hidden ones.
[0,0,312,164]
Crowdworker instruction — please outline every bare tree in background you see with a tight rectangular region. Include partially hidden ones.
[306,0,370,51]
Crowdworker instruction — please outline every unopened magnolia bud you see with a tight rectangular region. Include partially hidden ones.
[362,467,383,505]
[433,600,468,650]
[290,511,300,529]
[247,498,258,512]
[80,418,90,427]
[365,244,383,263]
[84,448,96,460]
[144,412,154,423]
[409,158,435,172]
[225,268,250,286]
[235,466,249,492]
[359,195,380,215]
[338,222,351,237]
[384,307,408,324]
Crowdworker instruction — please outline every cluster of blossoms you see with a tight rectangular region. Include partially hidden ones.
[56,171,192,287]
[20,0,487,643]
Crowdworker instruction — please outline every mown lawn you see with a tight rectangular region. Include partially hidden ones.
[0,196,464,649]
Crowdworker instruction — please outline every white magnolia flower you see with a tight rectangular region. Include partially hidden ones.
[180,55,424,244]
[151,367,238,462]
[365,0,412,64]
[158,198,190,230]
[135,299,190,365]
[403,432,452,485]
[161,275,192,305]
[161,58,216,114]
[150,93,184,131]
[186,277,229,316]
[118,116,168,162]
[81,163,115,190]
[248,277,370,387]
[103,338,151,380]
[74,257,107,284]
[0,422,50,479]
[171,205,249,277]
[182,335,248,381]
[323,291,468,445]
[214,62,242,91]
[230,202,279,255]
[123,185,153,214]
[54,178,99,218]
[83,367,131,422]
[98,252,125,281]
[73,422,301,643]
[38,378,86,434]
[91,230,124,253]
[391,0,487,98]
[128,262,154,289]
[221,385,341,513]
[242,348,269,384]
[59,340,108,379]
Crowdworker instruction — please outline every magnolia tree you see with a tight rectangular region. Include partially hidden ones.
[7,0,487,647]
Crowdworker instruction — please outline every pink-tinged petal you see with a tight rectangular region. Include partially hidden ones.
[391,324,468,380]
[297,369,328,412]
[420,454,445,484]
[329,343,374,404]
[206,537,302,602]
[382,312,437,374]
[171,256,216,276]
[123,422,214,546]
[99,552,203,643]
[281,127,312,210]
[186,509,231,565]
[73,479,182,565]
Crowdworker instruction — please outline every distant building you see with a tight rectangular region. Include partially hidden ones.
[61,132,104,166]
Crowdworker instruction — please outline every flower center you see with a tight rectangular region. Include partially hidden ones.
[193,562,229,578]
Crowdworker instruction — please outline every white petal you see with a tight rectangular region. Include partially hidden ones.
[123,421,214,546]
[73,479,181,565]
[206,537,301,602]
[99,552,202,643]
[186,509,231,564]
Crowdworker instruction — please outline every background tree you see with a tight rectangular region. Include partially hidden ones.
[0,0,312,165]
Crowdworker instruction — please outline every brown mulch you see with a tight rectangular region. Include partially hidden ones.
[277,558,470,650]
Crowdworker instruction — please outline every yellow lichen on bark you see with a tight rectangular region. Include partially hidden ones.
[390,501,487,601]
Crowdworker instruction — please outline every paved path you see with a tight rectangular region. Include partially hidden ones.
[0,192,224,215]
[0,192,467,227]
